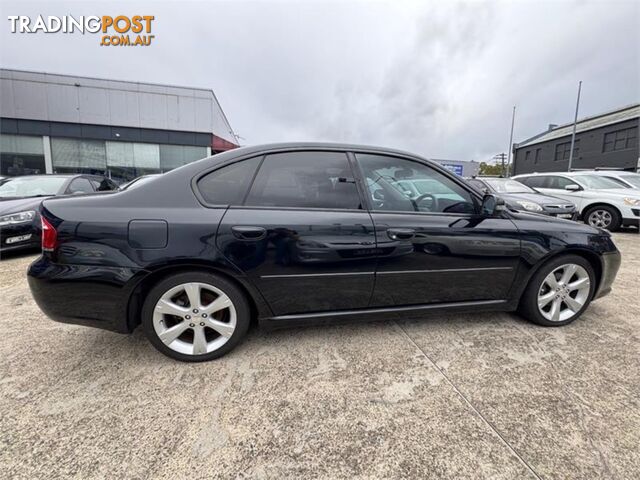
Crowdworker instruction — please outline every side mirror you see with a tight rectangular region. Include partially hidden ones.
[481,194,506,216]
[565,184,580,191]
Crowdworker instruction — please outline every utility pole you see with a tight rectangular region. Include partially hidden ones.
[494,153,507,177]
[567,81,582,172]
[506,105,516,177]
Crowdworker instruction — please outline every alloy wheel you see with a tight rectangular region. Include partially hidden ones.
[152,282,237,355]
[587,209,612,228]
[537,263,591,322]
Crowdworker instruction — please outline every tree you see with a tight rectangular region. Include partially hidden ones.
[478,162,504,176]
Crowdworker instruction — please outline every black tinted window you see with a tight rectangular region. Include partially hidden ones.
[198,157,261,205]
[245,152,361,209]
[467,179,487,191]
[357,154,476,214]
[91,177,117,191]
[67,178,94,194]
[519,176,548,188]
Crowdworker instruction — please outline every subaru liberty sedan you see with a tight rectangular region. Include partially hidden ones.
[28,143,621,361]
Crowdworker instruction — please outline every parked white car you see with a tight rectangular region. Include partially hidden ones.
[512,172,640,231]
[578,170,640,190]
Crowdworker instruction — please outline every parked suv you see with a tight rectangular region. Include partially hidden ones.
[512,172,640,231]
[27,144,622,362]
[466,177,577,219]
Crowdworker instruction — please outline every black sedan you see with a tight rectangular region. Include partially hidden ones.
[28,143,621,362]
[466,177,577,219]
[0,174,117,255]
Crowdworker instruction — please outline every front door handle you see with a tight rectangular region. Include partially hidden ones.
[231,226,267,241]
[387,228,415,240]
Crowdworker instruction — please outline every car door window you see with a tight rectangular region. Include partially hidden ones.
[548,176,575,189]
[519,176,550,188]
[467,179,487,191]
[356,154,476,214]
[245,151,362,209]
[66,178,94,194]
[197,157,262,205]
[90,177,116,191]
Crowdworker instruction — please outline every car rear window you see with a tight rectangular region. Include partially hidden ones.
[244,151,362,210]
[197,157,262,205]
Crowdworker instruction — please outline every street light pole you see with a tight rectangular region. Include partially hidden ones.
[506,105,516,177]
[567,81,582,172]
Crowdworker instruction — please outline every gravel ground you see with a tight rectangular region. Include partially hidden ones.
[0,231,638,479]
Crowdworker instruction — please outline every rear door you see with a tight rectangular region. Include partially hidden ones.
[354,152,521,307]
[215,150,377,316]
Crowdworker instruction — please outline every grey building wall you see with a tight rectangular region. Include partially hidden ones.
[0,68,237,143]
[513,117,639,175]
[0,69,240,181]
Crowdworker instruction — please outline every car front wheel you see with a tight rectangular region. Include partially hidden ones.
[583,205,621,231]
[519,254,596,327]
[141,272,250,361]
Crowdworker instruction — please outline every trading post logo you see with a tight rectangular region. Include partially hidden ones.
[7,15,155,46]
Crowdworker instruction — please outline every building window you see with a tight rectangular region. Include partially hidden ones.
[525,151,531,162]
[554,140,579,161]
[159,145,208,171]
[534,148,541,164]
[603,127,638,152]
[0,134,46,176]
[51,138,107,175]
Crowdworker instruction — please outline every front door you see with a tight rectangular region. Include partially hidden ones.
[216,150,377,316]
[354,153,521,307]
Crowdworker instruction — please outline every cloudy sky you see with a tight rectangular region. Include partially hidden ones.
[1,0,638,162]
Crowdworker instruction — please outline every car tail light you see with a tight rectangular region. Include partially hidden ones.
[41,217,58,252]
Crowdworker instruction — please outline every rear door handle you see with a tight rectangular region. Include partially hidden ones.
[231,226,267,241]
[387,228,415,240]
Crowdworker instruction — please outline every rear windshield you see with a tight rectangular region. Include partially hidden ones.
[0,176,67,197]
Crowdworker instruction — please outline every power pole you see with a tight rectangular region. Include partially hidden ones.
[567,81,582,172]
[494,153,507,177]
[506,105,516,177]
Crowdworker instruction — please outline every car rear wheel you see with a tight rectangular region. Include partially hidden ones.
[518,254,596,327]
[141,272,250,361]
[583,205,621,231]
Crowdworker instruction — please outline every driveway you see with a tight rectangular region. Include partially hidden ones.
[1,232,638,479]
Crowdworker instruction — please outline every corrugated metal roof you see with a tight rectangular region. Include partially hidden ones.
[515,104,640,148]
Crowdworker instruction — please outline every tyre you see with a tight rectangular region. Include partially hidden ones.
[518,254,596,327]
[141,271,250,361]
[583,205,621,232]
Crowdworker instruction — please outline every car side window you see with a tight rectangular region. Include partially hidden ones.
[91,178,117,191]
[67,178,94,194]
[548,176,575,189]
[467,179,487,191]
[244,151,362,210]
[197,157,262,205]
[356,154,476,214]
[520,176,549,188]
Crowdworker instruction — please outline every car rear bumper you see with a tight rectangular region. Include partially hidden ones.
[27,256,146,333]
[594,250,622,300]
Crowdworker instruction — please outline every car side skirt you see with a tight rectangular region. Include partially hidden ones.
[259,299,511,330]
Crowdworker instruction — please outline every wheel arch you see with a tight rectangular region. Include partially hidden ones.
[125,263,272,332]
[581,202,622,220]
[514,247,603,306]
